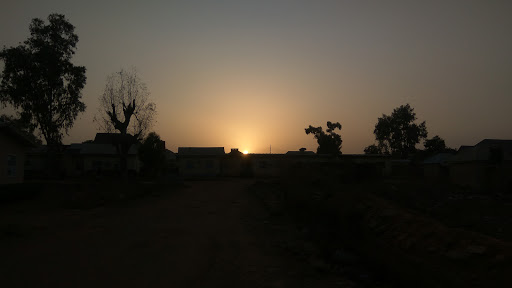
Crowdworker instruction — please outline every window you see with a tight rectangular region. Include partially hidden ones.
[7,154,16,177]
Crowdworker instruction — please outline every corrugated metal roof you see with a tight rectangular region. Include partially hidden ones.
[450,139,512,163]
[423,153,454,164]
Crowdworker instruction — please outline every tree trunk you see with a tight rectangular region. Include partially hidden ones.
[116,134,136,178]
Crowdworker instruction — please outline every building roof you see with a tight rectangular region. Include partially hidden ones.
[164,149,176,160]
[423,153,454,165]
[178,147,225,156]
[0,123,37,147]
[94,133,136,145]
[450,139,512,163]
[29,143,137,155]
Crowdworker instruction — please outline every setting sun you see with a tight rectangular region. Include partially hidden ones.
[243,150,249,154]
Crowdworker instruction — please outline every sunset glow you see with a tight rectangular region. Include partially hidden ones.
[2,3,512,286]
[1,1,511,153]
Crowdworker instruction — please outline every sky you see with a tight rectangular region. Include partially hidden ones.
[1,0,511,154]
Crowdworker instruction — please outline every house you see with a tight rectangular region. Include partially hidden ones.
[250,154,286,177]
[164,149,177,174]
[24,145,49,179]
[221,149,246,177]
[285,148,315,156]
[25,133,140,178]
[449,139,512,192]
[0,124,36,184]
[423,153,454,182]
[78,142,139,176]
[178,147,225,177]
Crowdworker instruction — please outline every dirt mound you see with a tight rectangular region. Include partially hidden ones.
[330,188,512,287]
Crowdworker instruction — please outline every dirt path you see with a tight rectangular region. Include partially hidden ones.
[0,180,352,287]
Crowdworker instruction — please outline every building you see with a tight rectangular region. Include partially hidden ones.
[449,139,512,192]
[0,124,36,184]
[77,142,139,176]
[164,149,177,174]
[178,147,225,177]
[249,154,287,177]
[285,148,315,156]
[423,153,454,182]
[25,133,140,178]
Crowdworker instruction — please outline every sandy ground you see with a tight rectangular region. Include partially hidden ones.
[0,179,353,288]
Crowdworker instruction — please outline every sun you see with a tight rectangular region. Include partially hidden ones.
[243,150,249,155]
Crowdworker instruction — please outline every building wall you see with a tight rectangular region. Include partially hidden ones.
[83,155,139,174]
[25,153,140,178]
[251,158,282,177]
[0,135,27,184]
[450,163,487,189]
[424,164,440,179]
[450,162,512,193]
[177,154,392,180]
[179,157,222,177]
[24,153,46,178]
[221,158,242,177]
[423,164,450,182]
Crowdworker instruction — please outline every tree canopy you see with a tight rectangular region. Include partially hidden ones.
[424,135,446,153]
[363,144,382,155]
[305,121,342,155]
[0,13,86,148]
[138,132,166,177]
[423,135,456,154]
[365,104,427,158]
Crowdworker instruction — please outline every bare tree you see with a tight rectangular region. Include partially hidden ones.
[95,67,156,175]
[96,67,156,140]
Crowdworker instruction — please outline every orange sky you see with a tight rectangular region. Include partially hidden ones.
[1,1,512,153]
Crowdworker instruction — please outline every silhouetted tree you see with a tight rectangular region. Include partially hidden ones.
[138,132,166,177]
[424,135,446,153]
[95,67,155,139]
[369,104,427,158]
[423,135,456,155]
[95,67,156,174]
[305,121,342,155]
[0,14,86,149]
[363,144,382,155]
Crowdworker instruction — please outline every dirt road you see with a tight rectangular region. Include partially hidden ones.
[0,180,352,287]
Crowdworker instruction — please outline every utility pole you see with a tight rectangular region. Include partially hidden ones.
[270,144,271,154]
